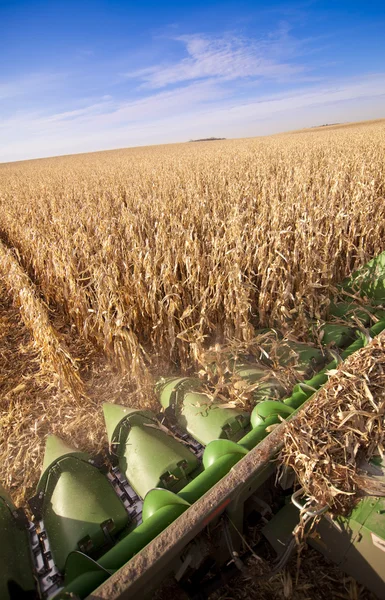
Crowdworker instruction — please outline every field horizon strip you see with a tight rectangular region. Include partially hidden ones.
[1,121,384,379]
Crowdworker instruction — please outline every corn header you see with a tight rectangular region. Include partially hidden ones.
[2,252,385,599]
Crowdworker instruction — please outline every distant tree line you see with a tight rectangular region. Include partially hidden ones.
[188,137,226,142]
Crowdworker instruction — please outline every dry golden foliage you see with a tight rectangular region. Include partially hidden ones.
[209,547,376,600]
[194,331,311,411]
[280,332,385,513]
[0,240,84,399]
[0,280,157,504]
[1,120,384,383]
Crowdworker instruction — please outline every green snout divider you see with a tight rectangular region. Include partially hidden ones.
[318,323,356,348]
[47,253,385,599]
[284,319,385,409]
[58,436,251,596]
[329,302,372,325]
[103,403,199,498]
[234,363,286,401]
[62,503,189,597]
[56,317,385,599]
[0,485,36,600]
[156,377,250,445]
[59,452,245,597]
[258,339,327,377]
[34,435,130,572]
[340,251,385,302]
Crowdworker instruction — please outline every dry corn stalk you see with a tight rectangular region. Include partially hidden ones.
[280,333,385,513]
[0,121,384,376]
[0,240,84,399]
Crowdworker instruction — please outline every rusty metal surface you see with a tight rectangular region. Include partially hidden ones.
[87,415,293,600]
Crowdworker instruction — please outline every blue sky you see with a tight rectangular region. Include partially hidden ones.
[1,0,385,162]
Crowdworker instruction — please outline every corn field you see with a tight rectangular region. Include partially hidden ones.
[1,119,385,501]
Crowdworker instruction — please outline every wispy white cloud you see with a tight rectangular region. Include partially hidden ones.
[1,20,384,164]
[212,74,385,123]
[125,28,306,89]
[0,80,222,133]
[1,72,384,162]
[0,72,65,102]
[40,97,115,124]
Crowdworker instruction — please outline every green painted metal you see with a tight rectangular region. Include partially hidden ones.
[180,392,249,445]
[59,503,189,596]
[373,308,385,321]
[36,435,130,572]
[341,251,385,302]
[250,401,294,428]
[36,434,91,495]
[42,435,80,472]
[318,323,356,347]
[142,489,191,521]
[329,301,371,325]
[0,485,36,600]
[174,453,243,504]
[312,493,385,599]
[259,339,327,377]
[54,306,385,599]
[341,500,385,600]
[264,456,385,599]
[238,416,280,451]
[202,439,248,469]
[55,440,255,597]
[49,312,385,598]
[262,500,298,555]
[156,376,204,410]
[156,377,250,445]
[103,403,199,498]
[282,364,336,409]
[234,362,286,401]
[61,461,238,595]
[62,553,108,595]
[284,319,385,409]
[234,363,271,383]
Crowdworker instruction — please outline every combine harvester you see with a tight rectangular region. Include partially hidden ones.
[2,253,385,599]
